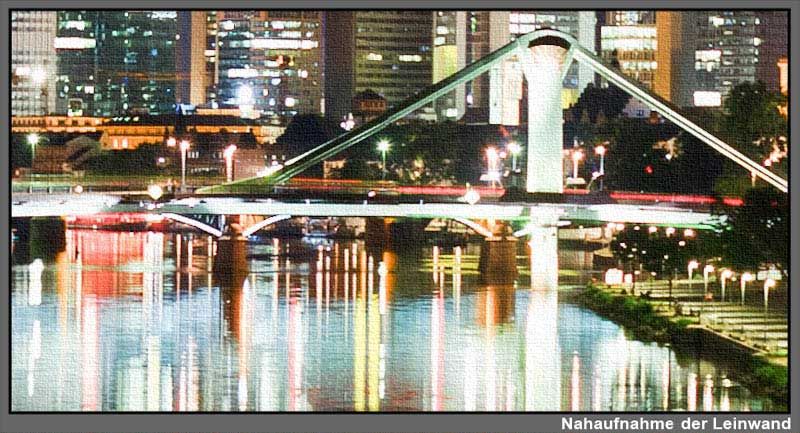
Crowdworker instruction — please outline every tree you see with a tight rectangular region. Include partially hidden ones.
[723,81,787,151]
[720,188,788,272]
[276,114,342,177]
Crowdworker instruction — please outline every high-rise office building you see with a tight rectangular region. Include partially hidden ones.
[54,11,100,116]
[460,11,506,122]
[214,11,322,120]
[176,11,211,107]
[324,11,434,122]
[432,11,466,121]
[600,11,657,90]
[354,11,434,109]
[654,11,696,107]
[693,11,762,106]
[11,11,57,116]
[93,11,179,116]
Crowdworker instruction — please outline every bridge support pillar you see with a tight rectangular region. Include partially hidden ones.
[214,215,248,277]
[526,208,562,291]
[365,218,394,257]
[523,39,570,194]
[479,221,518,284]
[25,217,67,263]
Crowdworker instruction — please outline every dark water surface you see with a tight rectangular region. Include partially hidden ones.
[11,228,774,411]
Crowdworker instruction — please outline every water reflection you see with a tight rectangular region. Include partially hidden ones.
[11,228,775,412]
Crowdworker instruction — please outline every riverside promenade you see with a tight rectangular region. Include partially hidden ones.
[595,277,788,366]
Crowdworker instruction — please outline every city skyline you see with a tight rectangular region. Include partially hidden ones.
[12,10,788,123]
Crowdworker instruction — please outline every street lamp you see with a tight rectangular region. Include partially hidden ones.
[485,146,501,188]
[147,184,164,201]
[687,260,699,291]
[595,144,607,191]
[377,139,391,180]
[703,264,714,299]
[223,144,237,183]
[740,272,754,305]
[180,140,190,193]
[763,278,776,311]
[720,269,733,302]
[763,278,777,350]
[166,137,177,147]
[507,141,521,172]
[26,133,40,170]
[571,149,584,181]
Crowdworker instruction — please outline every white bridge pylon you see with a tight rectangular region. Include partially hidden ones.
[205,29,786,194]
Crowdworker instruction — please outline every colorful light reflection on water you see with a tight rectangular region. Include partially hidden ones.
[11,229,774,412]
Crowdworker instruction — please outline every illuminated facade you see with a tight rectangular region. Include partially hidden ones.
[693,11,760,105]
[54,11,99,116]
[461,11,510,123]
[323,11,434,122]
[432,11,467,121]
[11,11,57,116]
[600,11,657,90]
[214,11,322,121]
[93,11,180,116]
[778,57,787,95]
[353,11,434,112]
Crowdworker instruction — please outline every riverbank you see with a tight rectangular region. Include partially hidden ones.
[571,285,788,409]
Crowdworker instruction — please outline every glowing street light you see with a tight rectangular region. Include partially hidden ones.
[720,269,733,302]
[484,146,501,188]
[703,264,714,297]
[179,140,190,193]
[665,227,676,237]
[377,139,391,180]
[571,149,584,181]
[763,278,776,311]
[340,113,355,131]
[223,144,237,182]
[683,228,696,238]
[740,272,754,305]
[687,260,699,290]
[462,188,480,205]
[507,141,521,172]
[595,144,607,190]
[166,137,177,147]
[26,133,40,168]
[147,184,164,201]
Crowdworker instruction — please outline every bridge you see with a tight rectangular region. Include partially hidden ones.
[198,28,787,195]
[12,192,721,234]
[12,29,783,287]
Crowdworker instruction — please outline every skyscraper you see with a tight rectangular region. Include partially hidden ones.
[693,11,761,106]
[432,11,466,121]
[11,11,57,116]
[214,11,323,120]
[353,11,434,109]
[324,11,434,122]
[600,11,657,90]
[176,11,211,107]
[654,11,696,107]
[94,11,179,116]
[54,11,99,116]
